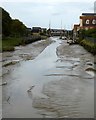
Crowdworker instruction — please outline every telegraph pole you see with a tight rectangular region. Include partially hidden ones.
[48,20,51,37]
[60,20,62,39]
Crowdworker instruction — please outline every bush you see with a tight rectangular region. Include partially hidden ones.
[80,39,96,55]
[2,37,23,51]
[2,35,43,52]
[79,28,96,39]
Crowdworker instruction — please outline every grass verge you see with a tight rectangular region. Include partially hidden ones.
[1,37,23,52]
[79,39,96,55]
[1,35,48,52]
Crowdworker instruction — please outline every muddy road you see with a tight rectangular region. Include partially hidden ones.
[1,37,95,118]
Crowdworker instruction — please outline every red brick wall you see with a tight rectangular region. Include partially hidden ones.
[80,16,96,28]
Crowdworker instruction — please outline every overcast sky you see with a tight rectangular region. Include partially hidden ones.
[1,0,95,29]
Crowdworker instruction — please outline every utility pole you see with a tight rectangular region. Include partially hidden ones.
[60,20,62,39]
[48,20,51,37]
[49,20,51,29]
[61,20,62,30]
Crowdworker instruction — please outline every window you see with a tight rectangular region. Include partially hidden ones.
[92,19,96,24]
[86,19,90,24]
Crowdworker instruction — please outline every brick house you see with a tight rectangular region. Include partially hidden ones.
[80,13,96,30]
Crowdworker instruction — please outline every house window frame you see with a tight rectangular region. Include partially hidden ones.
[92,19,96,24]
[86,19,90,24]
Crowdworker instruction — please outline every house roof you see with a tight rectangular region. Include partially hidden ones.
[82,13,96,16]
[32,27,41,30]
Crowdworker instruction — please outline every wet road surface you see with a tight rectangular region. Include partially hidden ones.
[2,37,94,118]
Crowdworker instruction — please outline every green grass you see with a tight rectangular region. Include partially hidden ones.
[1,34,48,52]
[2,37,23,52]
[80,39,96,55]
[41,35,48,40]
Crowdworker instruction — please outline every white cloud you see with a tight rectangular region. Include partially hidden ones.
[1,1,95,29]
[1,0,95,3]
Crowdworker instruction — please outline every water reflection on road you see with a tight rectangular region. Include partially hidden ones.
[2,37,94,118]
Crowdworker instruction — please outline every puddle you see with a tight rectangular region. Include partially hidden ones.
[85,68,96,77]
[86,71,95,77]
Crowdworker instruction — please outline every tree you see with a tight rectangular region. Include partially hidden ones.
[1,7,27,37]
[2,7,12,36]
[11,19,27,37]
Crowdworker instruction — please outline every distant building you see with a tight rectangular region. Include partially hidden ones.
[73,24,80,38]
[73,24,80,32]
[51,29,64,33]
[80,13,96,30]
[50,29,64,36]
[32,27,41,33]
[41,28,47,33]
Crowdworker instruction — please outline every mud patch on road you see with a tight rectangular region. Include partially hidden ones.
[33,75,94,118]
